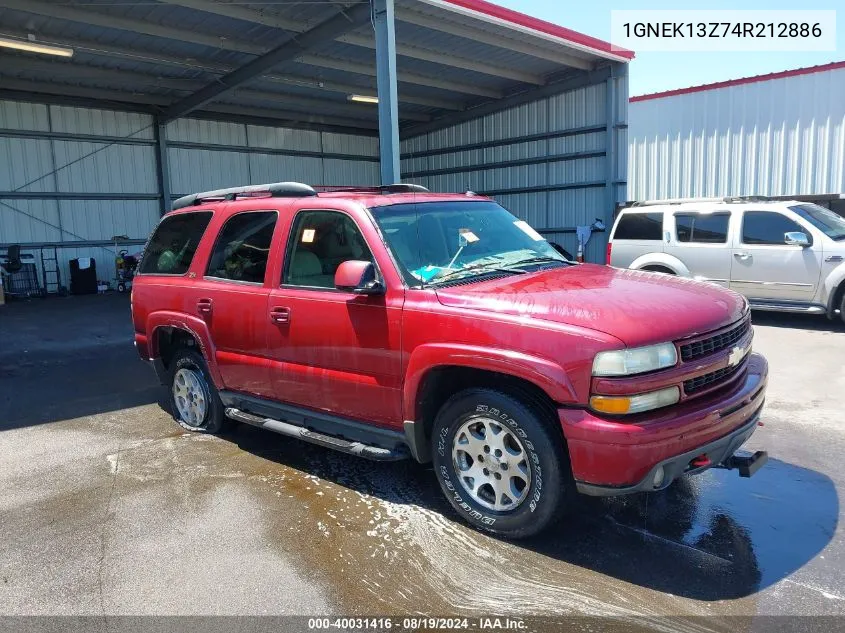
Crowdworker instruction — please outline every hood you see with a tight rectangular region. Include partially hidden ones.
[434,264,746,347]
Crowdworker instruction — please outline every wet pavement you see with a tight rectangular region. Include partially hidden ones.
[0,295,843,628]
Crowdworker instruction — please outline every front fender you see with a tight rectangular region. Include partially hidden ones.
[629,253,690,277]
[146,311,223,389]
[402,343,578,422]
[823,261,845,316]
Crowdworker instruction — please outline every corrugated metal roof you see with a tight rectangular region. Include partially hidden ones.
[0,0,630,135]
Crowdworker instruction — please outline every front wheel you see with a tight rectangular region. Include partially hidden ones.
[840,292,845,326]
[431,388,575,539]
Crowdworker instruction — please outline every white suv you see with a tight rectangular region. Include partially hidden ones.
[608,198,845,323]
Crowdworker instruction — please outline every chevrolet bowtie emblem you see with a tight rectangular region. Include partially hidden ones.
[728,345,747,367]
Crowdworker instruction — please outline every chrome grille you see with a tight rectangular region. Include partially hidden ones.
[680,319,750,362]
[684,362,744,394]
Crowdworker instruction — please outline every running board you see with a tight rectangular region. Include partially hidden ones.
[749,302,826,314]
[225,407,409,462]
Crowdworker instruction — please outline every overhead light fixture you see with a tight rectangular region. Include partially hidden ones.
[0,36,74,58]
[347,94,379,104]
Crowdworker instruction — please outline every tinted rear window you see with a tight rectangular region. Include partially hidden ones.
[140,211,213,275]
[206,211,277,284]
[675,213,730,243]
[613,212,663,240]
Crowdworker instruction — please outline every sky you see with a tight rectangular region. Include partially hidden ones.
[494,0,844,96]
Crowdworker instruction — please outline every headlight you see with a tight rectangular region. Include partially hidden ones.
[590,386,680,415]
[592,342,678,377]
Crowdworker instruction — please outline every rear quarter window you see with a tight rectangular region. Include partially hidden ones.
[139,211,213,275]
[613,212,663,241]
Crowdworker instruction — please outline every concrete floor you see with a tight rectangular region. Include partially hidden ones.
[1,294,844,628]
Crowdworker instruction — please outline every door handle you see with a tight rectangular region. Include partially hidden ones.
[826,255,843,263]
[734,252,751,261]
[270,306,291,324]
[197,298,213,315]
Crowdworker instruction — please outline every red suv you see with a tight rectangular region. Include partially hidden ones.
[132,182,768,538]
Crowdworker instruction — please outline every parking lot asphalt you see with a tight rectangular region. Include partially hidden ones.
[1,294,844,628]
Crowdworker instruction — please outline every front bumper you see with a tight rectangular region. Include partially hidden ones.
[575,412,764,495]
[559,352,768,493]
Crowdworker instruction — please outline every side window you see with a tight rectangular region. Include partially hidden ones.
[284,210,374,289]
[139,211,212,275]
[742,211,805,245]
[613,212,663,240]
[675,213,730,243]
[205,211,278,284]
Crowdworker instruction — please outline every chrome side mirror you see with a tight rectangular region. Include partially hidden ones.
[784,232,811,247]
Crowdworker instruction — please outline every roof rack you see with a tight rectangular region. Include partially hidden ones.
[172,181,317,210]
[313,184,430,194]
[630,195,775,207]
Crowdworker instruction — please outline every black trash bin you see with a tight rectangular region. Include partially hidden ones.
[69,257,98,295]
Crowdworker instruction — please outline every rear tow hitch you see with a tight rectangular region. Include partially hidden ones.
[717,450,768,478]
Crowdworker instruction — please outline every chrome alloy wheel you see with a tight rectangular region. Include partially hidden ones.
[452,417,532,511]
[172,368,209,427]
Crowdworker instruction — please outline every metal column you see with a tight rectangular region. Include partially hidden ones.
[372,0,401,184]
[604,66,617,226]
[153,118,172,216]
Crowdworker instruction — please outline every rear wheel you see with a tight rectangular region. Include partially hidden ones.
[431,388,575,539]
[168,348,227,433]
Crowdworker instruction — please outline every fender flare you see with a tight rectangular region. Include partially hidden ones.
[146,311,224,389]
[823,261,845,317]
[402,343,578,424]
[629,253,690,277]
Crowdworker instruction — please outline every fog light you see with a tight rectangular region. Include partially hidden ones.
[652,465,665,489]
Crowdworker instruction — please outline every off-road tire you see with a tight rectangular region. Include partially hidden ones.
[431,388,576,539]
[168,347,227,433]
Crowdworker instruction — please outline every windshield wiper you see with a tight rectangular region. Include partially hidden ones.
[428,262,525,286]
[502,255,569,269]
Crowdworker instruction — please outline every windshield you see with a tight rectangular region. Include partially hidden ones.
[371,200,568,286]
[789,204,845,241]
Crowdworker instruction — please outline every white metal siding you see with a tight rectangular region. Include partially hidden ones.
[0,100,49,131]
[628,66,845,200]
[246,125,320,152]
[0,69,629,283]
[1,100,379,294]
[248,153,323,185]
[321,132,379,157]
[53,142,158,193]
[401,74,626,263]
[166,118,247,145]
[167,147,252,194]
[58,200,159,242]
[49,106,155,139]
[0,138,55,192]
[0,199,62,243]
[165,118,379,194]
[322,158,379,185]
